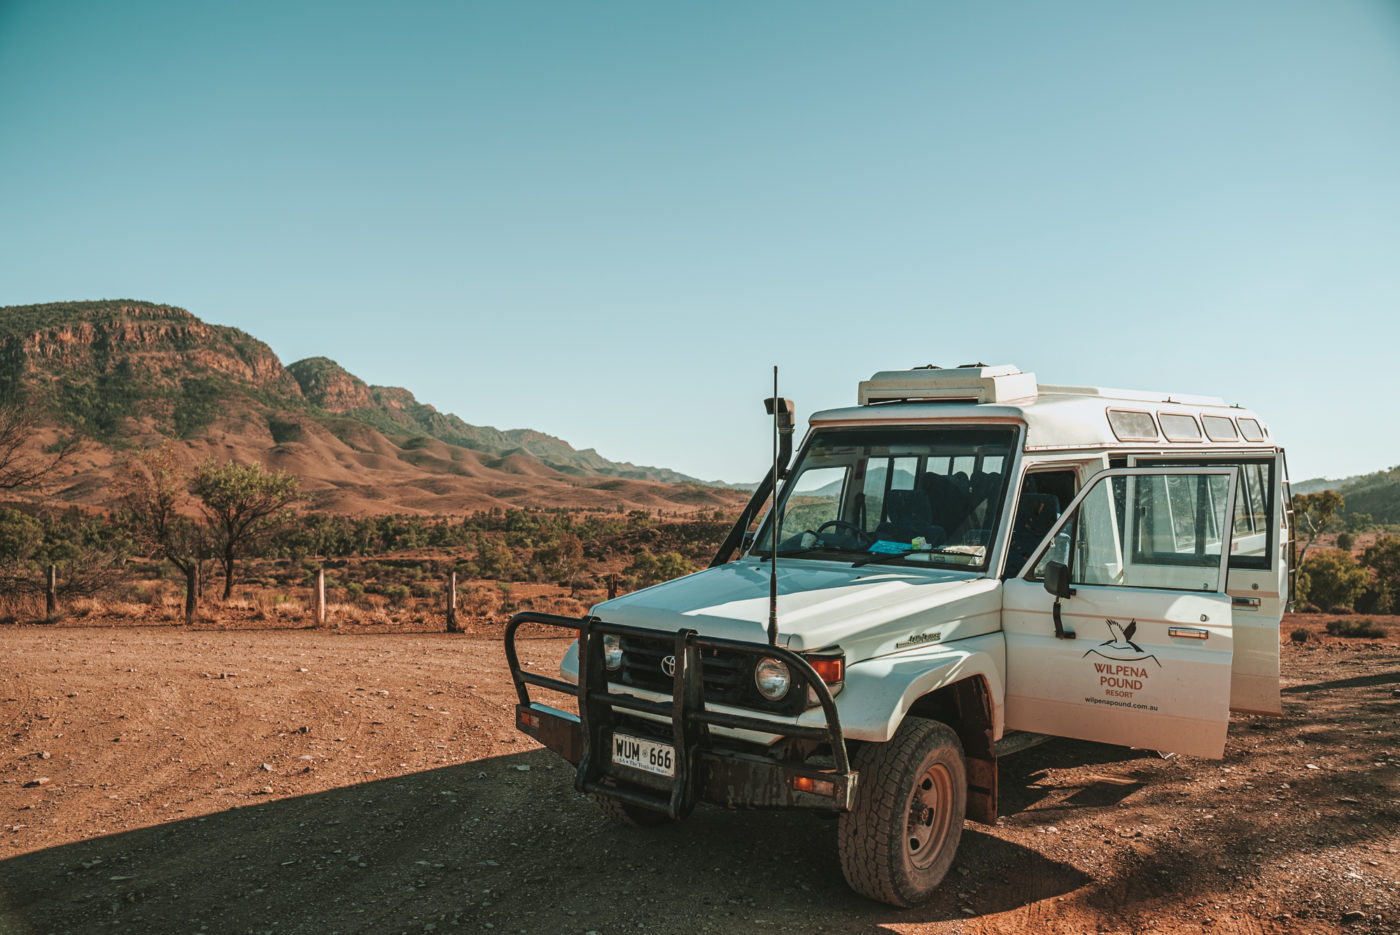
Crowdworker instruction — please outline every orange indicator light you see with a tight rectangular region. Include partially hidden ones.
[808,658,844,684]
[791,776,836,797]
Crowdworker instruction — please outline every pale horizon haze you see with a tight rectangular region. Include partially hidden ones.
[2,1,1398,485]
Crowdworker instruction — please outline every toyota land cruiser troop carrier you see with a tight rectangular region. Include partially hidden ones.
[505,363,1290,907]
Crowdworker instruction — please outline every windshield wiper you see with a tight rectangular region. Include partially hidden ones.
[851,547,971,568]
[754,545,837,559]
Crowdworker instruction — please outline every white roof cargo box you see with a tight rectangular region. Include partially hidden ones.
[858,364,1038,406]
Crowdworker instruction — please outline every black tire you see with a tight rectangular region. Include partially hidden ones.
[838,717,966,907]
[588,792,672,827]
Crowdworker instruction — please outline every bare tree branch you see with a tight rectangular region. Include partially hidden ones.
[0,401,77,492]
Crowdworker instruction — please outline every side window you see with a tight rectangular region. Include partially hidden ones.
[783,466,847,533]
[1136,458,1274,569]
[1004,470,1077,577]
[1033,470,1232,592]
[1132,474,1226,565]
[1231,462,1270,561]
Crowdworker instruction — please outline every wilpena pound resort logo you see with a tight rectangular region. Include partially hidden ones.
[1084,619,1161,698]
[1082,618,1161,665]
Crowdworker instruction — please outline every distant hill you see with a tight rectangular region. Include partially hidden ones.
[0,300,744,515]
[1292,475,1360,495]
[1294,466,1400,527]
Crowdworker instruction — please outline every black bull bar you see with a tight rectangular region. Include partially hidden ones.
[504,612,857,819]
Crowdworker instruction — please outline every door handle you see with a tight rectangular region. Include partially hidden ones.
[1168,627,1209,640]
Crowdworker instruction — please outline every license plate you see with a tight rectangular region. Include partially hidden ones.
[611,732,675,778]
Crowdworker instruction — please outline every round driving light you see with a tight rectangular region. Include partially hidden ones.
[754,657,791,701]
[602,634,623,671]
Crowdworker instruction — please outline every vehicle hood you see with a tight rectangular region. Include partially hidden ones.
[591,558,1001,660]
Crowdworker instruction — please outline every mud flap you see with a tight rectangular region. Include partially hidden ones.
[965,754,997,825]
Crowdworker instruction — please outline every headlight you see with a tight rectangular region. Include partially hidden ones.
[602,634,623,671]
[754,657,791,701]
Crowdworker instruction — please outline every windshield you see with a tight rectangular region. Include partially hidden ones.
[752,425,1017,570]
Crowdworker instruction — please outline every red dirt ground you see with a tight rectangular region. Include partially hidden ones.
[0,615,1396,934]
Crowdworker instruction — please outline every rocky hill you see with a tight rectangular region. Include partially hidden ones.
[0,300,743,515]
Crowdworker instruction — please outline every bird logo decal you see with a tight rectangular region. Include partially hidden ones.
[1082,618,1161,666]
[1105,618,1142,653]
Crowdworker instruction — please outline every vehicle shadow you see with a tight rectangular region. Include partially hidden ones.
[997,737,1146,814]
[1281,669,1400,694]
[0,747,1087,935]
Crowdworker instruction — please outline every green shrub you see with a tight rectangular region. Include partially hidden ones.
[1325,618,1387,638]
[1298,551,1368,612]
[1289,628,1310,643]
[345,581,365,600]
[383,584,410,604]
[1335,532,1355,551]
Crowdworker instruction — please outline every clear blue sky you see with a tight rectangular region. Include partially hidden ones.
[2,1,1397,484]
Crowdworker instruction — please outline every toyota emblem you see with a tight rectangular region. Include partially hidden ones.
[660,655,676,677]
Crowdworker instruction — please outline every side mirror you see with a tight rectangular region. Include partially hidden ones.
[1043,561,1076,600]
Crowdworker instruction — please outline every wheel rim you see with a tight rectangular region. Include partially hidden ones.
[906,761,954,869]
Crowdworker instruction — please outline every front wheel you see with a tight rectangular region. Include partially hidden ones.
[837,717,966,907]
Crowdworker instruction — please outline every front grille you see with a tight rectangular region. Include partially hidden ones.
[617,634,749,704]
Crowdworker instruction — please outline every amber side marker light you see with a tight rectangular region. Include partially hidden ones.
[518,709,540,730]
[791,776,836,797]
[808,657,844,684]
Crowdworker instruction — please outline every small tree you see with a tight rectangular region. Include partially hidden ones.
[0,400,76,492]
[0,508,43,564]
[1293,490,1344,568]
[625,548,661,588]
[535,533,585,587]
[1358,534,1400,615]
[120,443,209,622]
[1298,549,1368,613]
[190,459,302,600]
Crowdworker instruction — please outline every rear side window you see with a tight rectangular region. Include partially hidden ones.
[1202,416,1239,442]
[1159,413,1202,442]
[1107,409,1158,441]
[1237,417,1266,442]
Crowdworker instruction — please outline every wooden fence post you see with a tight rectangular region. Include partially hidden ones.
[446,570,460,633]
[314,567,326,627]
[45,564,57,620]
[184,565,198,624]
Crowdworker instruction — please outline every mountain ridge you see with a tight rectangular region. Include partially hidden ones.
[0,299,743,515]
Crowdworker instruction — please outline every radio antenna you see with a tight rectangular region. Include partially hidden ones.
[768,365,780,646]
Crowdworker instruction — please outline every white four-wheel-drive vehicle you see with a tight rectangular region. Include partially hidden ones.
[505,363,1290,907]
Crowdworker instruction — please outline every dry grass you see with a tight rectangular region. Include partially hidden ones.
[0,571,598,635]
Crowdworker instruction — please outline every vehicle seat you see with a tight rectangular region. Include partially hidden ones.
[968,471,1002,526]
[875,489,946,545]
[923,472,974,537]
[1003,492,1060,576]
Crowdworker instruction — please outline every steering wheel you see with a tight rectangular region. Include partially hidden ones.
[815,520,874,546]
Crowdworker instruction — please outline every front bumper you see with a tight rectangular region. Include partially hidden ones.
[504,612,857,819]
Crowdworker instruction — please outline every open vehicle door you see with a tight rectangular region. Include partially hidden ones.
[1002,467,1238,759]
[1126,453,1288,716]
